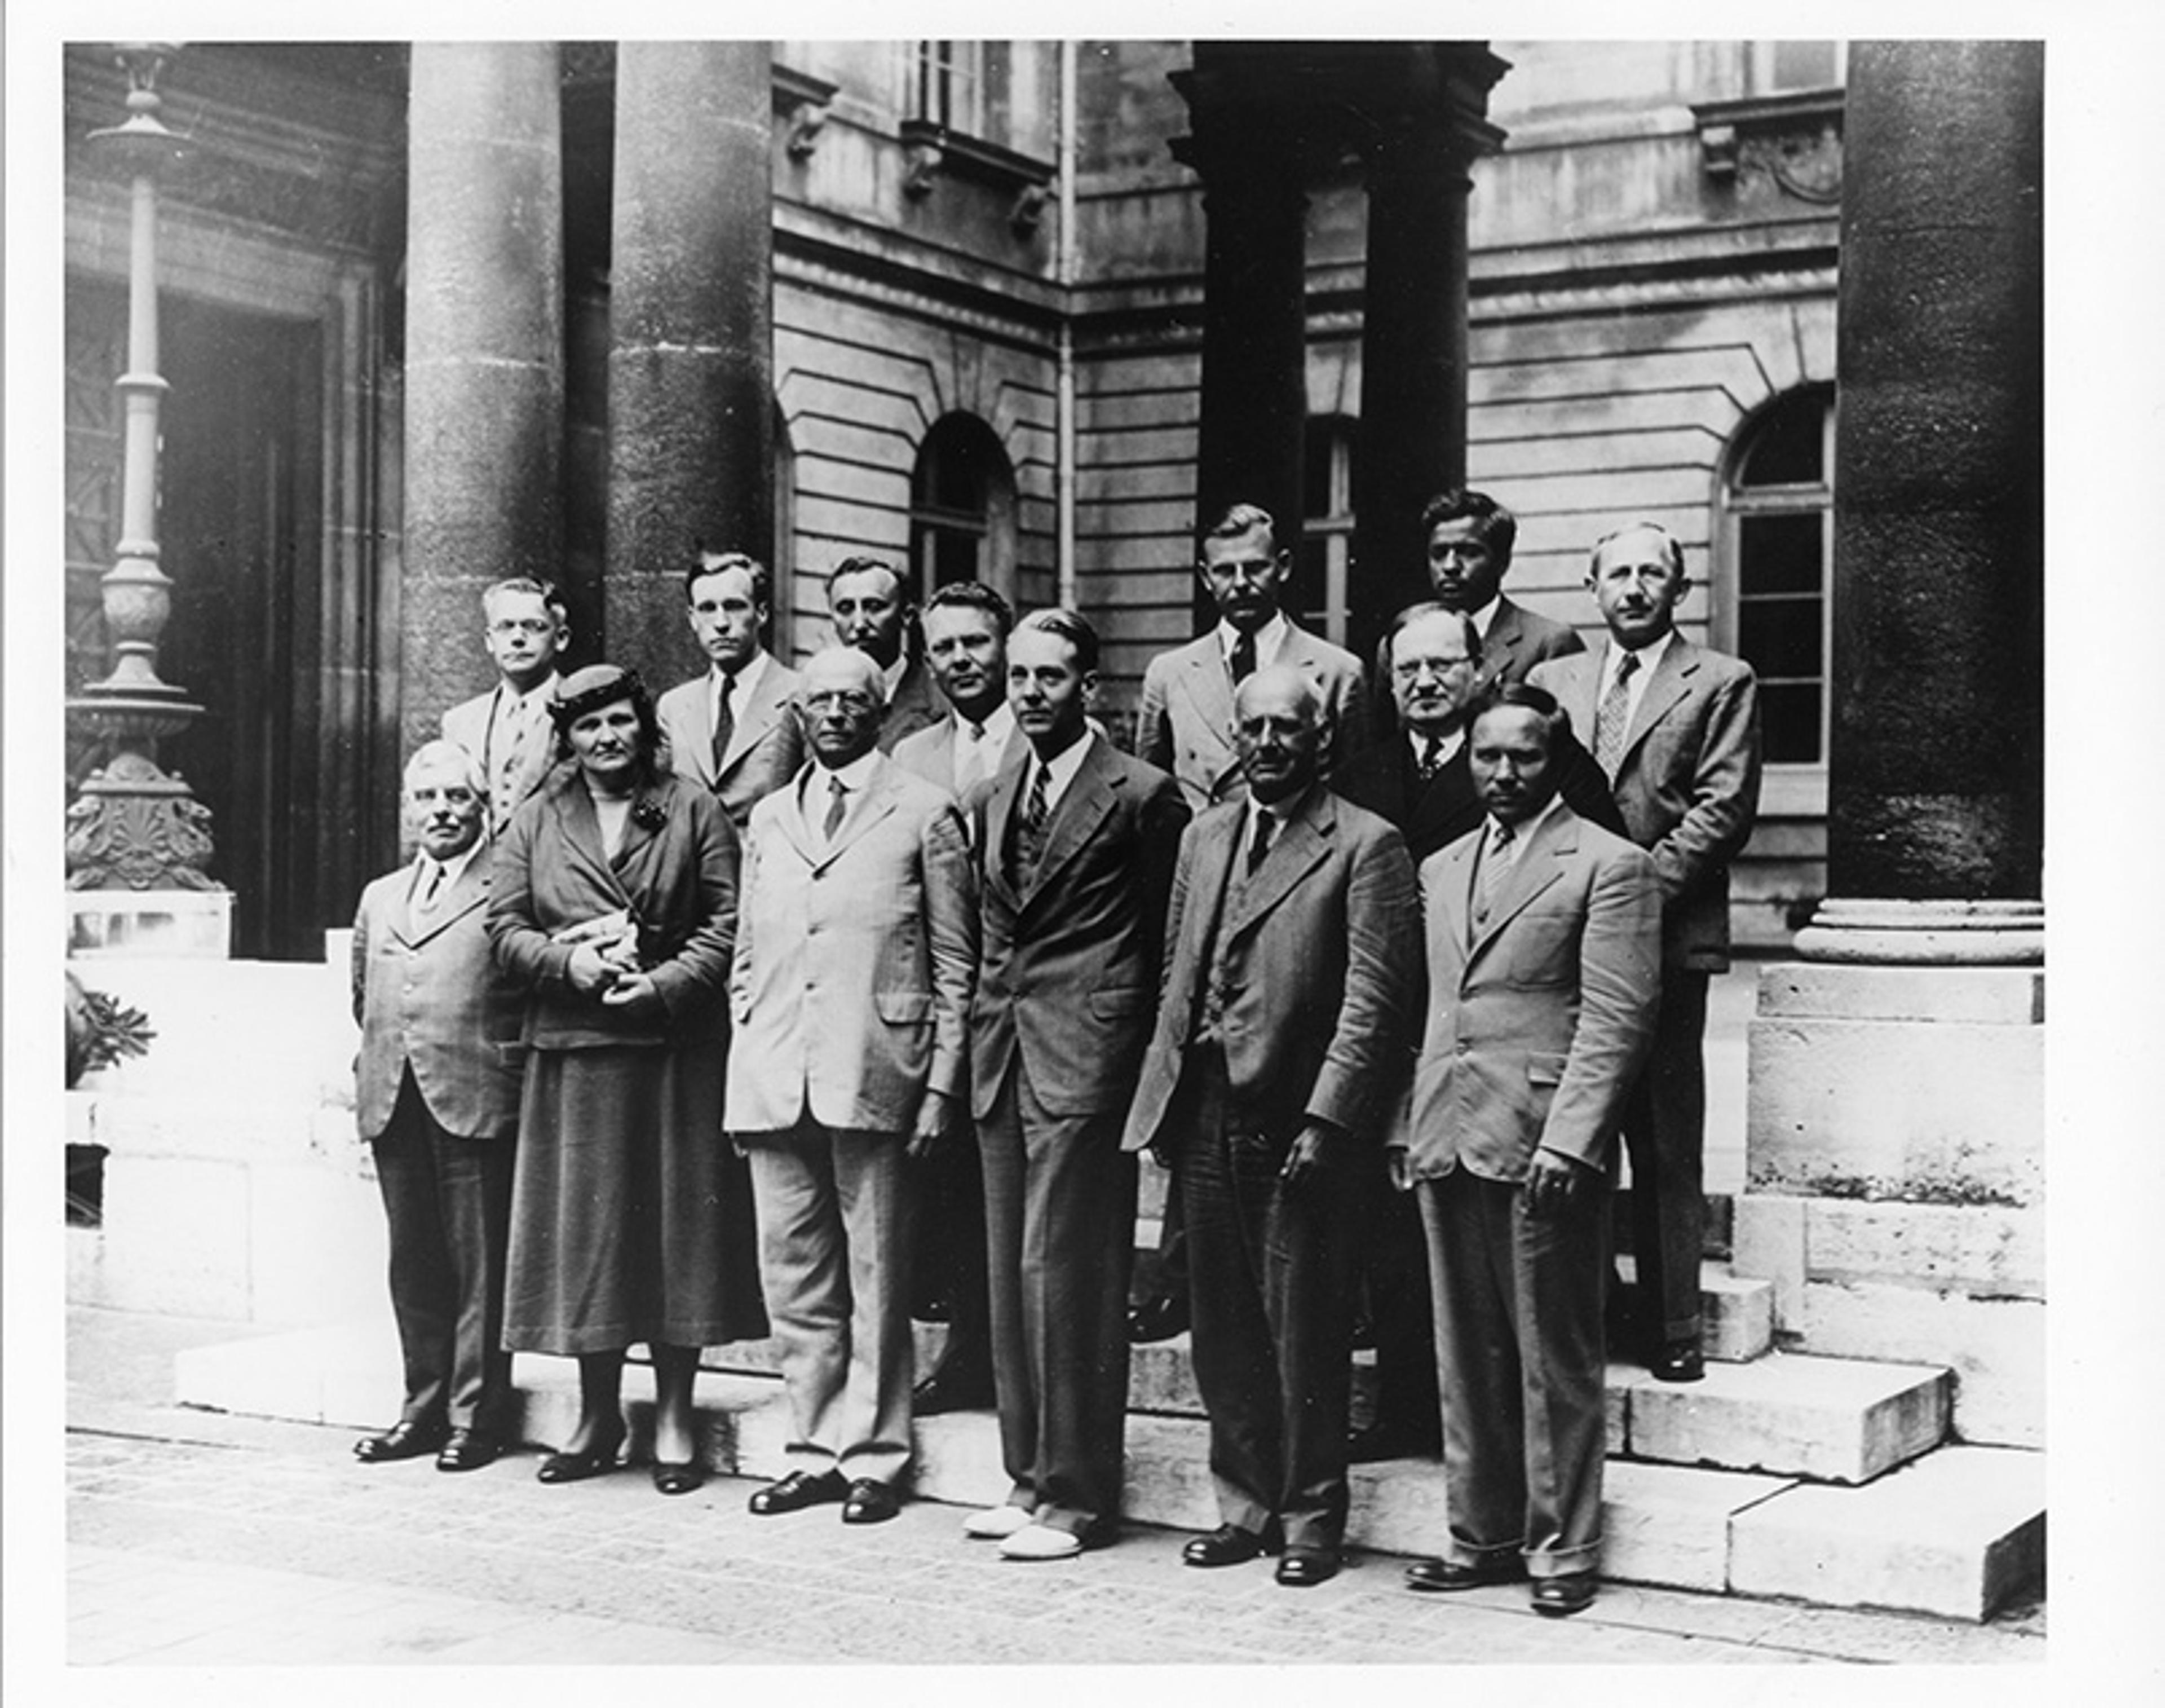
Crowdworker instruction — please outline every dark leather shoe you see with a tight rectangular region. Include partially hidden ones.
[1404,1555,1527,1593]
[748,1468,850,1515]
[841,1478,902,1525]
[1182,1521,1281,1568]
[536,1424,625,1485]
[1126,1293,1189,1344]
[1346,1420,1442,1464]
[1650,1339,1706,1383]
[911,1363,996,1416]
[1531,1574,1598,1617]
[354,1419,448,1464]
[1275,1547,1340,1588]
[434,1428,499,1473]
[651,1461,705,1497]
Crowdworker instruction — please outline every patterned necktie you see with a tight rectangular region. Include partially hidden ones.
[1594,651,1640,778]
[1417,732,1447,782]
[822,774,849,842]
[1474,821,1516,925]
[1245,809,1275,877]
[710,670,737,778]
[1010,761,1051,882]
[1230,630,1257,685]
[495,694,533,825]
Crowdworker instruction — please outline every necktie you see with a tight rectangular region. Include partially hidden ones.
[417,860,444,915]
[822,774,849,842]
[1474,822,1515,925]
[1594,651,1640,778]
[1417,732,1447,782]
[1245,810,1275,877]
[710,670,737,778]
[956,721,986,794]
[1230,631,1257,684]
[496,694,533,824]
[1010,761,1051,882]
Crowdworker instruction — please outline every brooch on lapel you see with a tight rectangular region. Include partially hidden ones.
[630,796,668,833]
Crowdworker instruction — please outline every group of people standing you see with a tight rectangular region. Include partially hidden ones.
[350,487,1760,1618]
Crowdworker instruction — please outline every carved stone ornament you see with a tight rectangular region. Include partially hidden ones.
[1693,90,1845,207]
[65,751,223,891]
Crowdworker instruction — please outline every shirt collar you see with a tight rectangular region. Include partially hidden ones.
[1407,723,1465,766]
[1606,628,1675,688]
[1465,595,1502,640]
[881,653,909,697]
[712,647,767,695]
[1028,726,1097,804]
[957,699,1015,747]
[814,748,883,797]
[416,838,483,894]
[1216,610,1291,669]
[1487,791,1564,847]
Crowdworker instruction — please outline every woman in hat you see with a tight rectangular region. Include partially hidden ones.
[489,663,766,1495]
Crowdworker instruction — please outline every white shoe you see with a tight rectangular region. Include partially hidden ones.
[999,1522,1083,1561]
[964,1504,1035,1540]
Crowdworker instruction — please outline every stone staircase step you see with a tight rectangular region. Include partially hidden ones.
[1615,1256,1775,1363]
[1609,1349,1950,1484]
[1728,1445,2045,1619]
[173,1321,2018,1619]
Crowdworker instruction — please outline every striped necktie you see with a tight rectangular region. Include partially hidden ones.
[1594,651,1640,777]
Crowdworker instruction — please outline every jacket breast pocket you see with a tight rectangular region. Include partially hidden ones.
[1088,987,1146,1022]
[1507,912,1580,983]
[876,991,932,1026]
[1525,1051,1567,1088]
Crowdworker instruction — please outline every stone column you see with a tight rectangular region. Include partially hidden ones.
[1172,52,1311,553]
[1351,47,1505,662]
[401,43,564,758]
[1737,42,2044,1451]
[606,41,775,682]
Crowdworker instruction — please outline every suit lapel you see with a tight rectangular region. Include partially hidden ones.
[1618,637,1696,768]
[771,767,821,866]
[981,758,1025,906]
[683,681,721,788]
[1468,809,1575,960]
[817,758,903,870]
[1178,643,1243,795]
[1021,740,1116,904]
[400,858,489,948]
[721,661,791,776]
[1224,794,1329,943]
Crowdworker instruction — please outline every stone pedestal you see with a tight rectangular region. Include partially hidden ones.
[69,888,232,958]
[1734,961,2043,1447]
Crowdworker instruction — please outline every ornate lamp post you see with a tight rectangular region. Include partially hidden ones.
[66,43,228,952]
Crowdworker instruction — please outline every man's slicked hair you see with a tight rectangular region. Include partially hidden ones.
[1418,489,1517,568]
[826,554,917,606]
[480,576,568,626]
[1196,501,1279,555]
[923,579,1014,635]
[1013,606,1099,676]
[1589,520,1687,579]
[1465,680,1572,751]
[686,549,773,608]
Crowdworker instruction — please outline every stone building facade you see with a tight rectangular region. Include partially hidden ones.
[64,39,1847,959]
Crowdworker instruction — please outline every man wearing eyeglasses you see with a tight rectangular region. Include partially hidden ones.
[441,577,571,834]
[1332,604,1625,1466]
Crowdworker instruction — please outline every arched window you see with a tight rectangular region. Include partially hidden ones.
[909,413,1017,600]
[1718,385,1834,767]
[1296,415,1358,648]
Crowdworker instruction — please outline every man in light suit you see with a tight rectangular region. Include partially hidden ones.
[1397,685,1662,1617]
[657,550,805,831]
[828,555,945,752]
[964,608,1188,1561]
[441,577,569,833]
[1530,522,1761,1383]
[727,645,978,1526]
[1124,665,1420,1588]
[1129,501,1368,1345]
[351,740,528,1473]
[1421,489,1585,698]
[890,580,1026,1416]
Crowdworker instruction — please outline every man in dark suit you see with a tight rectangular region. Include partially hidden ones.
[657,551,805,831]
[1128,501,1370,1345]
[440,577,568,835]
[1124,665,1420,1588]
[351,740,528,1472]
[965,608,1188,1560]
[828,555,945,752]
[1397,685,1662,1618]
[727,646,979,1526]
[1421,489,1585,698]
[1333,603,1627,1464]
[890,580,1027,1415]
[1530,522,1761,1383]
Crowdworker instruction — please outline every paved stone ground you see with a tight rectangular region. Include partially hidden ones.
[54,1305,2045,1669]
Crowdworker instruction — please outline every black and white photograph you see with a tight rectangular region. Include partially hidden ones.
[5,0,2151,1692]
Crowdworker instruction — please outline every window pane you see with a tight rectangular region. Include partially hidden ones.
[1770,41,1839,90]
[933,527,977,591]
[1739,595,1823,679]
[1301,427,1332,519]
[1739,513,1823,594]
[1739,401,1823,487]
[1291,537,1329,630]
[1760,681,1822,765]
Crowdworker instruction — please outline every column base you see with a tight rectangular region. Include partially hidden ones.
[1793,897,2042,965]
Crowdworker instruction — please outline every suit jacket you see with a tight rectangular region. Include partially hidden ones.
[876,655,947,754]
[1138,624,1369,811]
[442,677,563,831]
[1401,804,1661,1183]
[891,712,1028,823]
[352,848,527,1142]
[971,735,1190,1120]
[726,756,978,1136]
[1530,637,1761,971]
[1122,787,1421,1153]
[1332,728,1628,868]
[1473,595,1585,697]
[487,770,739,1049]
[656,653,807,830]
